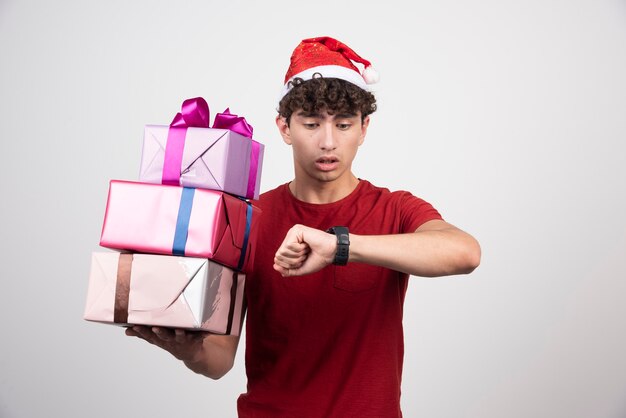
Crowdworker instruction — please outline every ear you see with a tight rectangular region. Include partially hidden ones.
[276,115,292,145]
[359,116,370,146]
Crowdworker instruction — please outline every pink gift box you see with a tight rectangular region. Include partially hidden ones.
[84,252,246,335]
[139,125,264,200]
[99,180,261,272]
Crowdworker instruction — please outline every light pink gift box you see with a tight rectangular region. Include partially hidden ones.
[139,125,264,200]
[99,180,261,273]
[84,252,246,335]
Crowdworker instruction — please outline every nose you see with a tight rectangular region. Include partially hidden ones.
[319,122,337,150]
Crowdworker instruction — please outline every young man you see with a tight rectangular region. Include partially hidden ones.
[126,36,481,417]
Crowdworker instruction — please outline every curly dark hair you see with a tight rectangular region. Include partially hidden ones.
[278,76,377,125]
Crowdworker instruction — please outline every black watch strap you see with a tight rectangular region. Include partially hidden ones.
[326,226,350,266]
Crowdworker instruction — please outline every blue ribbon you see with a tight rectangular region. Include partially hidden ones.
[237,201,253,271]
[172,187,195,256]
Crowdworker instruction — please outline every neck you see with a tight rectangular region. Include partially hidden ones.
[289,174,360,204]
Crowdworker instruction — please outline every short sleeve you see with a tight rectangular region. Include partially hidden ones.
[397,192,443,233]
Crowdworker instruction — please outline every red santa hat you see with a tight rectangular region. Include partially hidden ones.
[279,36,379,100]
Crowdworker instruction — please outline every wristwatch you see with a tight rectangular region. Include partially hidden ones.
[326,226,350,266]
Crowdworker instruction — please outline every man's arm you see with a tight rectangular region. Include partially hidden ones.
[125,326,239,380]
[349,219,481,277]
[273,220,481,277]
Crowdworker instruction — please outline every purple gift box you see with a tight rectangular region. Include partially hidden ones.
[139,125,264,199]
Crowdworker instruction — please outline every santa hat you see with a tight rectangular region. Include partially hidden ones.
[279,36,379,100]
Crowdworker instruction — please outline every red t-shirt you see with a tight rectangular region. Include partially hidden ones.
[237,180,442,417]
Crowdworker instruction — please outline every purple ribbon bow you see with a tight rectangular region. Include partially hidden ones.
[213,108,254,138]
[162,98,259,198]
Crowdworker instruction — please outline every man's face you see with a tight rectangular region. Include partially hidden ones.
[276,109,370,186]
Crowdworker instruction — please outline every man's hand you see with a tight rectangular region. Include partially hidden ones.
[125,326,206,363]
[125,326,239,379]
[273,224,336,277]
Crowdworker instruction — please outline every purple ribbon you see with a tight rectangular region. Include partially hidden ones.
[213,108,254,138]
[246,141,260,199]
[162,99,260,199]
[213,109,259,199]
[162,97,210,186]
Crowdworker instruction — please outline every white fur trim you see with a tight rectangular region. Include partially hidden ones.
[278,65,369,100]
[362,66,380,84]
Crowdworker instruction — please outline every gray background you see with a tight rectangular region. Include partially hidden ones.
[1,0,625,417]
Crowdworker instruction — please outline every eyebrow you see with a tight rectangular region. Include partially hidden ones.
[295,111,322,118]
[295,111,358,119]
[334,113,358,119]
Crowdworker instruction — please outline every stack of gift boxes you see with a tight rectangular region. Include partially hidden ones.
[84,97,263,336]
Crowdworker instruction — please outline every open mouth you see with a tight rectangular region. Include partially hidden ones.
[315,156,339,171]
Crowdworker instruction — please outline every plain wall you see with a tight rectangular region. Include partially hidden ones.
[1,0,625,417]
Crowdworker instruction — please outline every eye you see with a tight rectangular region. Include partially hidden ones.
[304,123,319,129]
[337,123,352,130]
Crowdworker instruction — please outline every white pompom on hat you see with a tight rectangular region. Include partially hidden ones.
[279,36,379,100]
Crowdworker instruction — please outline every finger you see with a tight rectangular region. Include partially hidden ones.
[275,243,310,263]
[274,263,300,277]
[274,251,306,264]
[174,329,186,343]
[126,326,158,344]
[152,327,173,341]
[129,325,150,338]
[285,242,309,255]
[276,226,308,253]
[273,263,289,276]
[274,252,307,266]
[275,243,307,259]
[274,256,303,270]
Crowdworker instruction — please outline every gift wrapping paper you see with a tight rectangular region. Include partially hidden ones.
[99,180,261,272]
[84,252,246,335]
[139,125,264,199]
